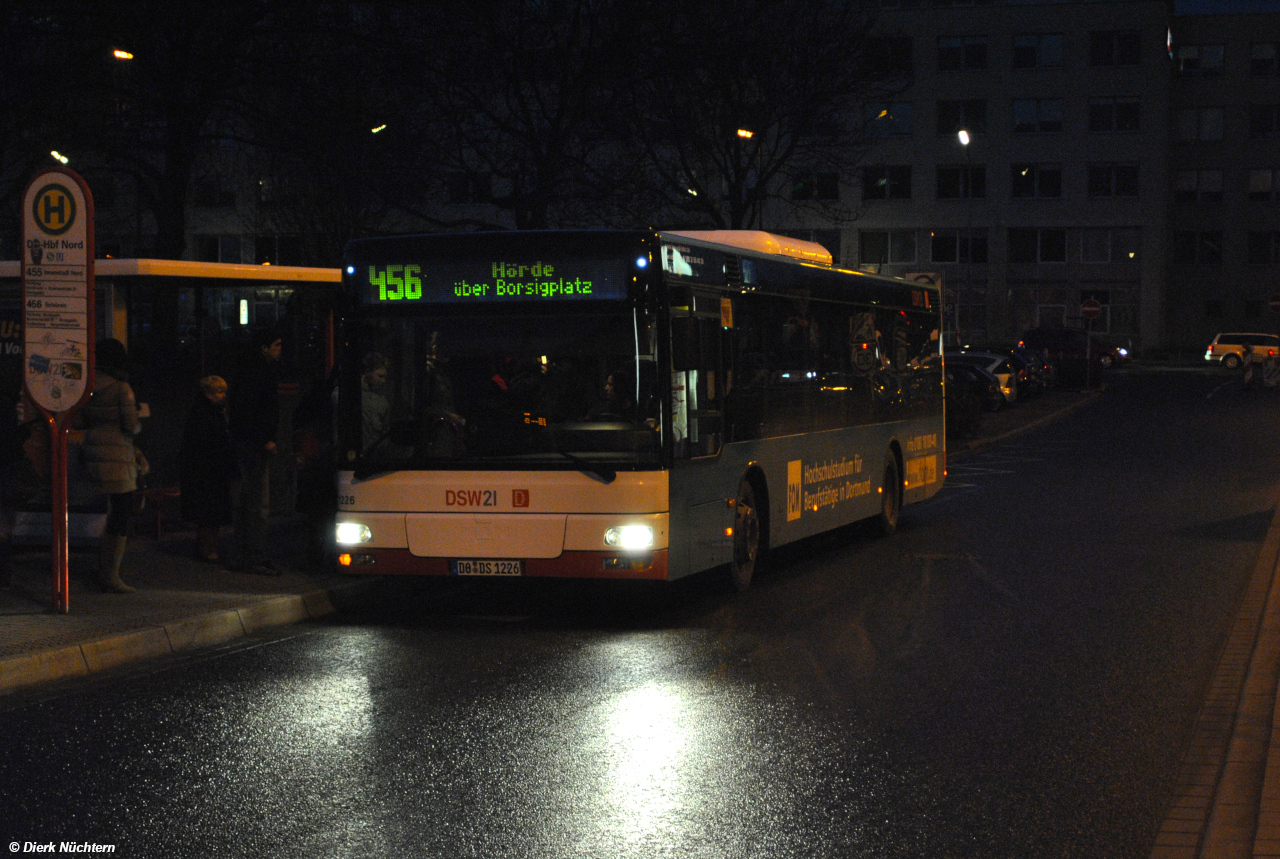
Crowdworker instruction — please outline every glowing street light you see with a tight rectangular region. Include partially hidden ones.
[957,129,970,146]
[736,128,754,139]
[112,49,134,60]
[371,124,387,134]
[50,151,69,164]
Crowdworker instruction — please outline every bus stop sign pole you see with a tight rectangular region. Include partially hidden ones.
[21,168,96,614]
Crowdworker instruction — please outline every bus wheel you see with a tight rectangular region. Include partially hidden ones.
[873,453,901,537]
[730,478,762,592]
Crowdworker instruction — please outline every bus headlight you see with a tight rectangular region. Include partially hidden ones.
[336,522,372,545]
[604,525,654,551]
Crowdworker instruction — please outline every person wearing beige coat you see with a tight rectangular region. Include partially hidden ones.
[78,339,142,592]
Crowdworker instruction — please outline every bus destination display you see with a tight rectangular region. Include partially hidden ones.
[357,257,629,304]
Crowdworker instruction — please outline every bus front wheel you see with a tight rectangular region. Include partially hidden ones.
[730,478,762,592]
[873,453,901,537]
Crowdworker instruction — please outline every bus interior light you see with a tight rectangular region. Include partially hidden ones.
[336,522,372,544]
[605,525,654,550]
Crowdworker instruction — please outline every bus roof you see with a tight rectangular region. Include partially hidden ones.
[662,230,833,266]
[0,258,341,282]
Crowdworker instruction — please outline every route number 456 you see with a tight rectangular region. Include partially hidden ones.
[368,265,423,301]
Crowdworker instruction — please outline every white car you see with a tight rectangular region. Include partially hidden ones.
[1204,332,1280,369]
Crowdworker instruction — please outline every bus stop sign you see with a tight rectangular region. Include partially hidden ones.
[22,169,94,414]
[1081,298,1102,320]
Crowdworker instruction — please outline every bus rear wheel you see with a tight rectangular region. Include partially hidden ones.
[730,478,762,592]
[873,453,901,537]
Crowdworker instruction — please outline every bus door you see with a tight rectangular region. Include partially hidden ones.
[670,290,733,573]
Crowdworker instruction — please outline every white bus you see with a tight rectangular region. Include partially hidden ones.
[334,230,945,589]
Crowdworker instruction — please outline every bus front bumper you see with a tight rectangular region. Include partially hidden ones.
[337,548,669,581]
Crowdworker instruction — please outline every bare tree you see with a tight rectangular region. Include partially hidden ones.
[393,0,632,231]
[617,0,909,230]
[34,0,272,259]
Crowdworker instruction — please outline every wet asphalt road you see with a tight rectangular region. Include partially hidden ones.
[3,367,1279,858]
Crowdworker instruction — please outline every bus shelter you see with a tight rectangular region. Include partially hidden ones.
[0,259,341,541]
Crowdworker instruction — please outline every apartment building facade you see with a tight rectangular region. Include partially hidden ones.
[776,0,1280,356]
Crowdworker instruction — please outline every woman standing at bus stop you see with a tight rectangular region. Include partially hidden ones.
[180,376,238,563]
[78,338,143,593]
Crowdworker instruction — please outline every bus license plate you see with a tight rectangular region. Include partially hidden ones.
[450,559,523,576]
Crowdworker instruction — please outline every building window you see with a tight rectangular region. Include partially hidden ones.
[938,36,988,71]
[937,165,986,199]
[446,173,493,204]
[1250,106,1280,139]
[1013,33,1064,69]
[863,165,911,200]
[1088,98,1140,133]
[195,235,243,264]
[865,102,912,137]
[254,235,303,266]
[1252,43,1278,76]
[1008,228,1067,263]
[860,230,917,265]
[1172,231,1223,264]
[930,229,988,264]
[1175,170,1222,203]
[1081,228,1139,262]
[792,171,839,201]
[1249,169,1280,201]
[937,100,987,135]
[1176,108,1225,141]
[1087,164,1140,197]
[1011,164,1062,198]
[1176,44,1224,77]
[1012,99,1063,134]
[1089,30,1141,66]
[1248,231,1280,264]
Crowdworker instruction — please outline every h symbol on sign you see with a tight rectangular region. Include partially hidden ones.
[41,193,67,228]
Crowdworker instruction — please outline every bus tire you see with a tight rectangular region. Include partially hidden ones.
[730,477,762,592]
[873,452,901,537]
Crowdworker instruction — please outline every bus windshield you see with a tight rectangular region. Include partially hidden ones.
[348,308,662,473]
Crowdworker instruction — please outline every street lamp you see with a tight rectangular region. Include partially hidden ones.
[957,129,972,345]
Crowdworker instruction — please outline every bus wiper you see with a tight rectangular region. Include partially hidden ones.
[553,448,616,484]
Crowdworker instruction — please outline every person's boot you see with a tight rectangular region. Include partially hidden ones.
[97,535,135,593]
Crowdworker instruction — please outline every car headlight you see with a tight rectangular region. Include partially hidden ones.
[335,522,372,545]
[604,525,654,551]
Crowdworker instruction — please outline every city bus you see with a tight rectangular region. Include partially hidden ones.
[334,230,945,589]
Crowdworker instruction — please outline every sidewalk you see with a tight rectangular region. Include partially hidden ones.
[0,518,376,694]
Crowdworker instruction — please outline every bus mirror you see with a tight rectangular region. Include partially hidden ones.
[671,317,698,370]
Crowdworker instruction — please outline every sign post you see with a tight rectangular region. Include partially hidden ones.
[21,169,95,614]
[1081,298,1102,389]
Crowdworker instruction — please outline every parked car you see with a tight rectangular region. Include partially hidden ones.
[947,362,1005,412]
[966,343,1049,396]
[1095,340,1131,369]
[1204,332,1280,369]
[1018,327,1107,386]
[947,351,1018,404]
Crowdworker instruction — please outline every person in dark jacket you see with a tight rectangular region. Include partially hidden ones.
[228,329,282,574]
[180,376,238,562]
